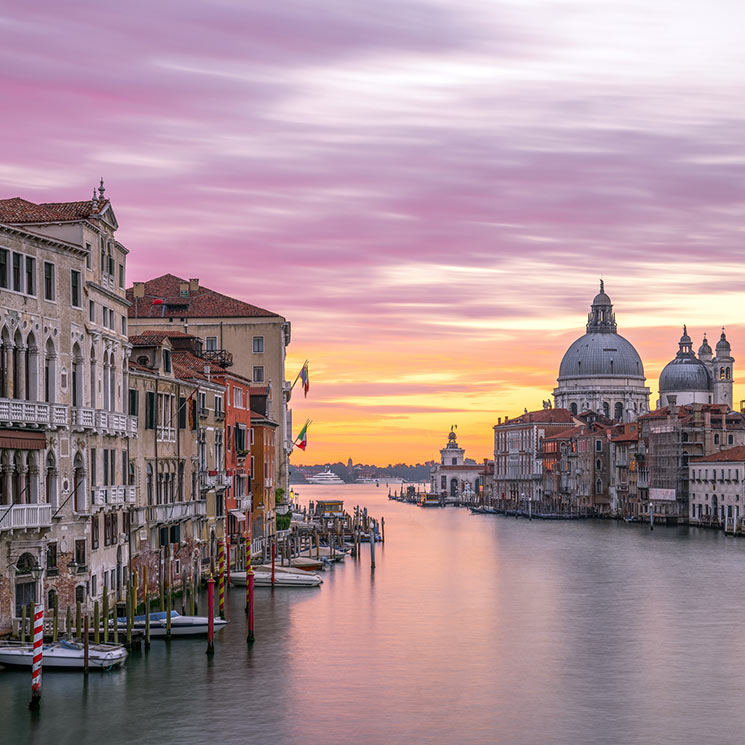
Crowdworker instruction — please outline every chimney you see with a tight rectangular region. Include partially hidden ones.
[704,410,711,430]
[189,278,200,292]
[668,395,677,417]
[133,282,145,299]
[179,282,189,297]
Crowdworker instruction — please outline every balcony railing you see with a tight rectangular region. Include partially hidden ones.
[157,426,176,442]
[0,503,53,531]
[71,407,96,430]
[91,485,136,507]
[146,500,205,524]
[200,349,233,367]
[0,399,68,429]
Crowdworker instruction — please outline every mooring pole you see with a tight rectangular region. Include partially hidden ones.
[206,575,215,656]
[29,603,43,710]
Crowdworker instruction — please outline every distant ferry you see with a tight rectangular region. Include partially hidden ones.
[307,467,345,485]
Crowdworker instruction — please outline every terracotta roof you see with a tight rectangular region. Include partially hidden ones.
[545,427,578,440]
[171,351,227,380]
[127,274,280,319]
[0,196,107,223]
[128,359,153,373]
[497,408,574,427]
[129,330,195,345]
[691,446,745,463]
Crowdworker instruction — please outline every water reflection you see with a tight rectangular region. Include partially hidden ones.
[3,484,745,745]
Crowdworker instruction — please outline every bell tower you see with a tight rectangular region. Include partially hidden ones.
[712,329,734,408]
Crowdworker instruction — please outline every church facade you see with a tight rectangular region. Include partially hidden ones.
[553,282,650,421]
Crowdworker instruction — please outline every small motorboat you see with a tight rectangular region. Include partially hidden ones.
[0,639,127,670]
[118,611,227,637]
[230,568,322,588]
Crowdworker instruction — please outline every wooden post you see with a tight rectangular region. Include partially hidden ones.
[271,540,276,587]
[52,593,59,642]
[102,592,109,643]
[189,575,196,617]
[65,606,71,639]
[381,517,385,543]
[20,604,27,643]
[226,539,231,587]
[181,569,188,615]
[166,587,172,640]
[144,569,151,650]
[218,539,225,619]
[246,565,255,645]
[29,603,43,710]
[83,614,90,675]
[133,570,139,615]
[113,596,119,644]
[206,575,215,656]
[370,520,376,569]
[93,600,100,644]
[75,600,82,641]
[126,585,132,650]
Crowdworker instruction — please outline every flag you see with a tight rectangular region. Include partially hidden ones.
[296,421,309,450]
[300,362,309,397]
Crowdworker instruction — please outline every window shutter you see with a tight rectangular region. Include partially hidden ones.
[146,391,156,429]
[191,399,198,430]
[178,397,187,429]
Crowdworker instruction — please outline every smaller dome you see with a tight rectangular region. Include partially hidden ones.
[659,357,712,393]
[698,335,712,356]
[716,330,731,355]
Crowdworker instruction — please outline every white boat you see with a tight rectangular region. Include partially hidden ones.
[230,568,323,587]
[0,639,127,670]
[116,610,227,637]
[306,467,345,485]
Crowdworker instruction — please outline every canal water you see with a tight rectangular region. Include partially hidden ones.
[4,483,745,745]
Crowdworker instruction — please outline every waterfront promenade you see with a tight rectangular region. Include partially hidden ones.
[3,483,745,745]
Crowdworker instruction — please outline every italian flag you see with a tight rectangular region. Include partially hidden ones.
[300,362,309,397]
[296,421,309,450]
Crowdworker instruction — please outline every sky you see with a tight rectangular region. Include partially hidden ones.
[3,1,745,465]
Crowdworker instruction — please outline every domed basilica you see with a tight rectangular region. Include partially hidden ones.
[658,327,734,409]
[553,282,650,421]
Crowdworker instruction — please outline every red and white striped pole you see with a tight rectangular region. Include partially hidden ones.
[218,539,225,620]
[29,602,43,710]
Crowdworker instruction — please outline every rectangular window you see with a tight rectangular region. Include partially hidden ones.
[205,336,217,352]
[89,300,95,322]
[163,349,171,373]
[191,399,198,431]
[47,543,58,570]
[252,336,264,353]
[13,253,22,292]
[253,366,265,383]
[0,248,8,288]
[215,396,223,417]
[103,449,109,486]
[110,447,115,485]
[74,539,86,568]
[145,391,156,429]
[128,388,139,416]
[118,264,125,288]
[71,270,81,307]
[178,397,187,429]
[91,515,99,550]
[91,448,97,487]
[25,256,35,295]
[122,450,127,486]
[121,315,127,335]
[43,261,55,300]
[85,242,92,269]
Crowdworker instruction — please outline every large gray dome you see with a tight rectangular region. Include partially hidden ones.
[559,332,645,379]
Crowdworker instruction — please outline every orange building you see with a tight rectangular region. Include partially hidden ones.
[249,387,278,540]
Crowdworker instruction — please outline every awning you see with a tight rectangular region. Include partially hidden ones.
[0,431,47,450]
[229,510,247,522]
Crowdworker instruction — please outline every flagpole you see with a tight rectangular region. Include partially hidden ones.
[291,419,312,446]
[289,360,309,391]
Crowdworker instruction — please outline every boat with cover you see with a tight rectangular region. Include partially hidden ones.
[0,639,127,670]
[230,568,323,587]
[116,610,227,637]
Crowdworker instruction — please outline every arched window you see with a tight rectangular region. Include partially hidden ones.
[0,326,10,398]
[73,452,86,512]
[12,328,24,399]
[682,432,689,443]
[71,343,83,408]
[595,478,602,494]
[26,331,38,401]
[714,434,720,445]
[89,343,97,409]
[728,434,734,446]
[44,337,56,403]
[614,402,623,421]
[128,461,135,486]
[75,585,85,604]
[146,463,154,505]
[602,401,610,418]
[570,402,578,416]
[45,451,57,508]
[48,588,57,610]
[596,458,602,471]
[726,368,731,380]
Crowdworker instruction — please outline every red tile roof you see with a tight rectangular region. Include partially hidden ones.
[129,330,195,345]
[498,408,574,427]
[127,274,279,319]
[171,350,227,380]
[691,446,745,463]
[0,196,107,223]
[545,427,578,440]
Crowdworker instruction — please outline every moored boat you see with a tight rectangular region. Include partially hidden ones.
[230,568,323,587]
[0,639,127,670]
[117,610,227,637]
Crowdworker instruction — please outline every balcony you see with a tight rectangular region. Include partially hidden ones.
[131,506,146,527]
[0,503,53,531]
[236,496,252,511]
[71,407,96,430]
[264,478,273,488]
[146,500,204,524]
[0,399,68,429]
[157,426,176,442]
[200,349,233,367]
[91,485,135,507]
